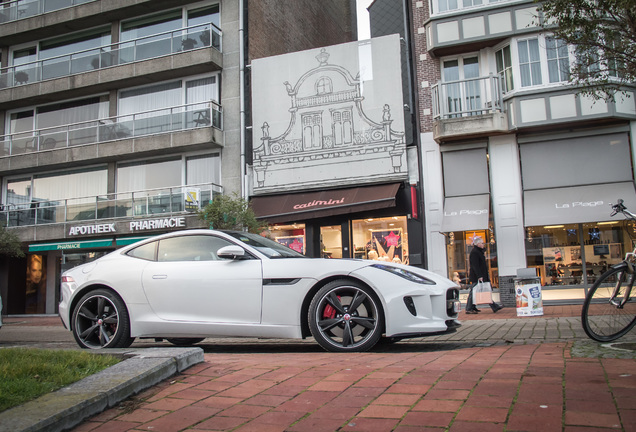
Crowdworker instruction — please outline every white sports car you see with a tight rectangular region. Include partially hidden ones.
[59,230,461,352]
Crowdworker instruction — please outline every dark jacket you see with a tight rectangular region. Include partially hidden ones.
[469,245,489,283]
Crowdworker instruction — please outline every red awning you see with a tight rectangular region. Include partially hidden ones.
[251,183,402,223]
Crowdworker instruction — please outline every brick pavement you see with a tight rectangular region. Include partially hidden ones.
[64,304,636,432]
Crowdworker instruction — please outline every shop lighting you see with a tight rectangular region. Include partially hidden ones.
[597,221,619,225]
[543,225,564,229]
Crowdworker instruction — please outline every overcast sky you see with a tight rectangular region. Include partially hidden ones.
[357,0,373,40]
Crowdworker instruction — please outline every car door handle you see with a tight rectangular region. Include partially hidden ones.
[152,275,167,279]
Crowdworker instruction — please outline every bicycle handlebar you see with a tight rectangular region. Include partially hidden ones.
[611,199,636,221]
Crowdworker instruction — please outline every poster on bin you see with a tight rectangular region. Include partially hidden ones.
[515,282,543,316]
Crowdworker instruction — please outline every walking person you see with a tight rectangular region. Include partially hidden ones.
[466,236,503,314]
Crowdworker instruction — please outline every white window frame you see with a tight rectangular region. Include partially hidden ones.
[507,34,575,91]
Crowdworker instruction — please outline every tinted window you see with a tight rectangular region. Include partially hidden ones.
[226,232,306,258]
[157,235,234,262]
[127,241,157,261]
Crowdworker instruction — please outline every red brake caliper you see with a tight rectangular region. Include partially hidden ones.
[323,296,341,319]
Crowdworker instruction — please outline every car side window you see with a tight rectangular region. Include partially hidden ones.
[157,235,235,262]
[126,241,157,261]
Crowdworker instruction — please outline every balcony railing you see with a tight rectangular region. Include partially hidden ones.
[1,183,223,227]
[0,22,222,89]
[432,74,504,120]
[1,100,222,157]
[0,0,95,23]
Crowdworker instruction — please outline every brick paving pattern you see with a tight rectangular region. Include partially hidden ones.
[65,305,636,432]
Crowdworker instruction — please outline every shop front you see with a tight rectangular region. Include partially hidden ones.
[252,182,420,264]
[519,129,636,302]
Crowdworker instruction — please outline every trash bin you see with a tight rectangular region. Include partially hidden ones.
[515,269,543,317]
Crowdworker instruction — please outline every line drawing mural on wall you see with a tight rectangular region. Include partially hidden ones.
[251,35,408,194]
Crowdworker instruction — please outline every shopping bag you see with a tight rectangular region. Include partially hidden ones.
[473,281,493,305]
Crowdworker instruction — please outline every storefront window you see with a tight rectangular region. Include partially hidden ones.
[269,224,306,254]
[446,230,498,288]
[525,221,633,287]
[351,216,409,264]
[26,254,46,314]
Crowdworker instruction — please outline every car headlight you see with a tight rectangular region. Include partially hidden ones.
[371,264,435,285]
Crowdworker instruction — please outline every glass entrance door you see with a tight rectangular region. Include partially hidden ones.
[320,225,342,258]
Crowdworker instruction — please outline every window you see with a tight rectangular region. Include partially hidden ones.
[518,38,542,87]
[442,56,481,116]
[545,37,570,83]
[127,241,157,261]
[116,158,182,193]
[157,235,234,262]
[351,216,409,264]
[496,46,513,93]
[316,77,333,95]
[186,154,221,186]
[525,222,630,289]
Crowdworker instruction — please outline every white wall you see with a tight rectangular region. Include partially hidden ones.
[488,134,526,276]
[420,132,447,276]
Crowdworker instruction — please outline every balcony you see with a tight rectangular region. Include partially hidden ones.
[0,24,222,108]
[426,0,540,57]
[432,74,508,141]
[0,23,221,90]
[1,100,221,159]
[1,182,223,228]
[0,0,95,24]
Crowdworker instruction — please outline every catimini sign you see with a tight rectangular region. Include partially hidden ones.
[293,198,345,210]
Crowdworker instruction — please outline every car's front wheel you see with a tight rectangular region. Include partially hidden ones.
[72,289,134,349]
[309,280,383,352]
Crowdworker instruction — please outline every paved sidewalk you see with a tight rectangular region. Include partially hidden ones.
[45,305,633,432]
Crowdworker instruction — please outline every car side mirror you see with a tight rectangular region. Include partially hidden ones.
[217,245,246,260]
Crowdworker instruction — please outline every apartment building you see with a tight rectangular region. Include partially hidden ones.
[401,0,636,305]
[0,0,356,315]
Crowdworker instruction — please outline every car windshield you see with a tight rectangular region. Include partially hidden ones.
[225,231,306,258]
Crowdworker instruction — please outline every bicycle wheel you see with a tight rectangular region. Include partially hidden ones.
[581,263,636,342]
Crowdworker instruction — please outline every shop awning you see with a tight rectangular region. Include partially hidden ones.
[524,182,636,226]
[251,183,401,223]
[440,194,490,232]
[29,239,114,252]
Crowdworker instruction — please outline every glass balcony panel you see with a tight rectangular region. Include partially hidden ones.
[67,202,96,221]
[135,36,172,61]
[35,202,61,224]
[11,135,37,154]
[68,124,98,147]
[43,0,71,13]
[17,0,40,19]
[39,131,67,150]
[41,57,70,80]
[70,50,100,74]
[117,44,135,64]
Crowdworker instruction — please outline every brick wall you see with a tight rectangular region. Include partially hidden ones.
[409,0,440,133]
[247,0,356,61]
[498,275,517,307]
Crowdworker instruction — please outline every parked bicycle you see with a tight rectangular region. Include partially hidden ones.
[581,199,636,342]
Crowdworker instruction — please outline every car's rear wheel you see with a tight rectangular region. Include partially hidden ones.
[72,289,134,349]
[167,338,205,346]
[309,279,383,352]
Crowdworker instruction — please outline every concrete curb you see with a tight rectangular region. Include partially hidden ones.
[0,347,204,432]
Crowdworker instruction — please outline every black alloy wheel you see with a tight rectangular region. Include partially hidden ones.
[309,279,383,352]
[72,289,134,349]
